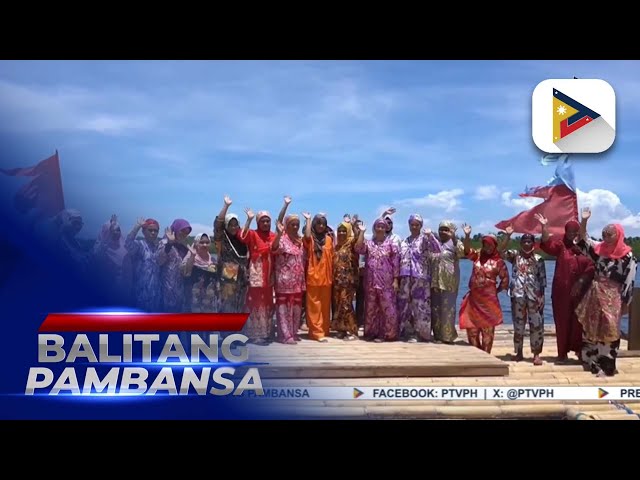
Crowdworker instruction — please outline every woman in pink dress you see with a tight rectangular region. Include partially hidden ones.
[272,214,306,344]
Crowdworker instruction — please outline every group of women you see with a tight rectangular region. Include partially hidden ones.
[457,208,636,377]
[50,196,637,377]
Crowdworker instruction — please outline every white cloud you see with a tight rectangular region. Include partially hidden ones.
[188,223,215,236]
[397,189,464,212]
[474,185,500,200]
[475,220,498,233]
[0,80,154,135]
[82,114,153,134]
[577,189,640,236]
[501,191,543,210]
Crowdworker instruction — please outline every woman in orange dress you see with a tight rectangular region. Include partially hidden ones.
[303,213,334,342]
[459,224,509,353]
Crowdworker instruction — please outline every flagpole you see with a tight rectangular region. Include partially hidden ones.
[53,149,66,211]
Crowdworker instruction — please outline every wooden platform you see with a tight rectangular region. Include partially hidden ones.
[242,326,640,420]
[247,337,509,378]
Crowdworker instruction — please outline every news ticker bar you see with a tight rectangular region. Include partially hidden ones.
[251,386,640,401]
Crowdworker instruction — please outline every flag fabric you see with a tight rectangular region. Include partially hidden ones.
[495,155,578,237]
[0,151,65,217]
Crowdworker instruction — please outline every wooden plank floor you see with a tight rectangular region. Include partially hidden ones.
[247,335,509,378]
[244,325,640,420]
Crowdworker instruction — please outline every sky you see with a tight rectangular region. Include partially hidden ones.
[0,60,639,240]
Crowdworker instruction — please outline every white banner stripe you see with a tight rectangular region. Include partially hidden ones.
[239,386,640,402]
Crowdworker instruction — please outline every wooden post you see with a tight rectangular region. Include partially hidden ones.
[629,288,640,350]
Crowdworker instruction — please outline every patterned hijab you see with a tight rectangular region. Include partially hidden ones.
[192,233,214,268]
[284,214,303,246]
[338,221,353,238]
[311,213,328,260]
[224,213,247,256]
[480,235,501,264]
[439,220,457,231]
[96,219,127,266]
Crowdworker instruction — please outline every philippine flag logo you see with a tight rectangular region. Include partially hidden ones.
[532,79,615,153]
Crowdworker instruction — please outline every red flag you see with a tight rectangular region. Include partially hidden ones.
[495,184,578,237]
[1,151,65,217]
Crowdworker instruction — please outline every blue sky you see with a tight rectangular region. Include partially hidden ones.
[0,60,639,239]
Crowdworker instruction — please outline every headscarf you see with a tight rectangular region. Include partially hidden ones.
[191,233,214,268]
[408,214,424,226]
[223,213,247,256]
[594,224,632,259]
[439,220,457,232]
[384,215,394,233]
[284,214,302,245]
[171,218,192,235]
[56,209,83,235]
[225,213,239,228]
[373,218,388,236]
[245,211,275,280]
[565,220,580,231]
[96,219,128,267]
[50,209,87,265]
[479,234,501,264]
[311,213,328,260]
[168,218,190,258]
[256,210,270,223]
[337,221,353,239]
[255,210,273,241]
[142,218,159,229]
[519,233,536,256]
[563,220,582,254]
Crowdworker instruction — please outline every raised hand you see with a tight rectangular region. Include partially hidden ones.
[284,195,292,205]
[224,195,232,206]
[423,228,432,236]
[383,207,396,217]
[534,213,548,225]
[462,223,472,236]
[110,214,118,225]
[276,221,285,234]
[187,243,197,256]
[302,212,311,221]
[581,207,591,220]
[245,207,255,220]
[165,227,175,243]
[358,221,366,233]
[505,225,514,235]
[136,217,145,227]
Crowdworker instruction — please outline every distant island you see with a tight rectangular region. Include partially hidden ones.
[76,234,640,260]
[466,234,640,260]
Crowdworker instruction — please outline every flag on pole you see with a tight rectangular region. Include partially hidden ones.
[495,155,578,237]
[0,151,65,217]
